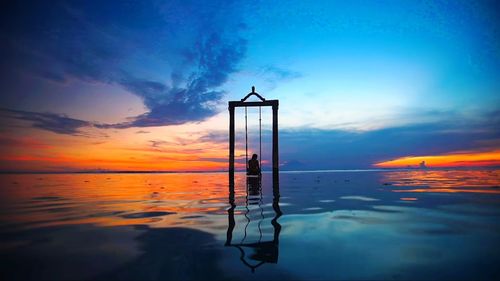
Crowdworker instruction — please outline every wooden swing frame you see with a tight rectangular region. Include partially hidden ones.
[228,87,279,183]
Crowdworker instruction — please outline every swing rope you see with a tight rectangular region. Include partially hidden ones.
[244,100,262,173]
[245,106,248,172]
[259,106,262,169]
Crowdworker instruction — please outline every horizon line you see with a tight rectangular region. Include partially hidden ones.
[1,166,499,174]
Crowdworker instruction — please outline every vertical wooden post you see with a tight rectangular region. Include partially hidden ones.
[272,102,279,182]
[225,183,235,246]
[229,105,235,184]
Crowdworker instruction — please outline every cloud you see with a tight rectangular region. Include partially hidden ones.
[103,33,246,128]
[0,108,91,135]
[198,111,500,169]
[1,0,249,130]
[256,65,302,90]
[278,118,500,169]
[0,136,51,149]
[260,65,302,82]
[149,140,170,148]
[198,131,228,144]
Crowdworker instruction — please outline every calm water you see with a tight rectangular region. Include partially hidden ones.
[1,170,499,280]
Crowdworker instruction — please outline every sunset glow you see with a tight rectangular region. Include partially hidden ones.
[374,150,500,168]
[1,2,500,281]
[1,1,498,171]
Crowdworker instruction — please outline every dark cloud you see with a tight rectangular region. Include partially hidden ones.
[199,113,500,169]
[0,136,50,148]
[103,33,246,128]
[1,0,248,130]
[0,108,91,135]
[278,119,500,169]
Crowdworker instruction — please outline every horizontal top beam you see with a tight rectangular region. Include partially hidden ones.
[229,100,278,108]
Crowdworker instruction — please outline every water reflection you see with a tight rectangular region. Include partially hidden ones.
[381,169,500,194]
[1,170,499,280]
[226,175,282,272]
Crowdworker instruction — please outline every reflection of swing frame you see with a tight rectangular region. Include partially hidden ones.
[225,177,282,272]
[228,87,279,184]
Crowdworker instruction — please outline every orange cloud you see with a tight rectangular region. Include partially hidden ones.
[0,130,235,172]
[374,150,500,168]
[0,136,52,149]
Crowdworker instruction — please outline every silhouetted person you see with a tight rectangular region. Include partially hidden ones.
[247,154,261,176]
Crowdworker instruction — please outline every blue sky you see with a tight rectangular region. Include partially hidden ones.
[0,0,499,171]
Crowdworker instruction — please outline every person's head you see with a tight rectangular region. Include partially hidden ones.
[252,154,258,160]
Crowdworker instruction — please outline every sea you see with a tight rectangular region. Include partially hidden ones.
[1,169,499,280]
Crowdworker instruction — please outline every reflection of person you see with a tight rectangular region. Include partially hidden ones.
[247,154,261,175]
[247,176,261,195]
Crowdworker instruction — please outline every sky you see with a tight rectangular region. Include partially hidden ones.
[0,0,499,172]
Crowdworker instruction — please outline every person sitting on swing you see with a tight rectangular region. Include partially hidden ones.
[247,154,261,176]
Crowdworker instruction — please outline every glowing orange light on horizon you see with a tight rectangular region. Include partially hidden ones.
[374,150,500,168]
[0,131,240,172]
[400,197,417,201]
